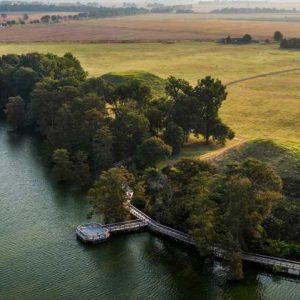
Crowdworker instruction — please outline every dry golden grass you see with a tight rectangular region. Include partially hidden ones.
[1,14,300,42]
[91,14,300,40]
[0,41,299,144]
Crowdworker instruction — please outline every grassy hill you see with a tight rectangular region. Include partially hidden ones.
[211,139,300,200]
[101,71,166,98]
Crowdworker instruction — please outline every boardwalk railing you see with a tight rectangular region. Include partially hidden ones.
[241,252,300,271]
[103,219,147,233]
[126,204,300,275]
[127,204,196,245]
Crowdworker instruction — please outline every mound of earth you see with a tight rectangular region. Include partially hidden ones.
[101,71,166,98]
[212,139,300,200]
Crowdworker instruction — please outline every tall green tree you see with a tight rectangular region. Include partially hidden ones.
[194,76,233,144]
[92,126,114,174]
[5,96,25,129]
[112,111,149,160]
[72,151,91,187]
[88,167,135,223]
[274,31,283,42]
[52,148,73,182]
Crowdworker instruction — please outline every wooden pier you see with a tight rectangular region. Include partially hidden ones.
[126,204,300,276]
[77,203,300,276]
[102,219,147,233]
[76,219,147,243]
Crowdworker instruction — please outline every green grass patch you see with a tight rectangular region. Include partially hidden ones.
[101,71,166,98]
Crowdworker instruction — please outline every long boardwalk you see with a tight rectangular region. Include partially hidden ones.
[126,204,300,276]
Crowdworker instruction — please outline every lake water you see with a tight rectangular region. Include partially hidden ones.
[0,125,299,300]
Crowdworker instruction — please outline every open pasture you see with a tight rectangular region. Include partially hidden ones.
[1,14,300,42]
[0,41,299,143]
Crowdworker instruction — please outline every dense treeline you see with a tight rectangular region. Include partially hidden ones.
[147,3,193,14]
[0,3,148,15]
[0,4,149,25]
[88,156,296,280]
[1,53,233,186]
[0,4,148,25]
[212,7,300,14]
[280,38,300,49]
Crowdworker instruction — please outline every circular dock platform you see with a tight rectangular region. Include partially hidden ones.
[76,223,110,244]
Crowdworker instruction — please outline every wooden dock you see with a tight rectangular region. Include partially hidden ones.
[76,219,147,243]
[77,203,300,276]
[126,204,300,276]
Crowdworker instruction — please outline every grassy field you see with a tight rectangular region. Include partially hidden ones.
[89,14,300,40]
[2,13,300,42]
[0,41,298,144]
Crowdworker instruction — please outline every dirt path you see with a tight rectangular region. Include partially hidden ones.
[201,139,248,161]
[226,67,300,86]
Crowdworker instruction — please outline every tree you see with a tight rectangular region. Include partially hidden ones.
[145,98,171,135]
[111,80,151,114]
[274,31,283,42]
[171,92,199,138]
[166,76,192,101]
[88,167,135,223]
[92,126,114,174]
[136,137,172,168]
[72,151,91,187]
[186,173,218,256]
[217,159,283,278]
[29,79,68,135]
[226,35,232,44]
[211,119,235,144]
[13,67,39,104]
[243,34,252,43]
[163,122,185,154]
[193,76,232,144]
[40,15,51,23]
[112,111,149,160]
[23,14,29,21]
[5,96,25,129]
[52,149,73,182]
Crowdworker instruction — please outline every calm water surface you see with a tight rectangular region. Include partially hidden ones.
[0,126,299,300]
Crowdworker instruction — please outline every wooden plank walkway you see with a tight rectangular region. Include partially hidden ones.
[126,204,300,275]
[103,219,147,233]
[127,204,196,246]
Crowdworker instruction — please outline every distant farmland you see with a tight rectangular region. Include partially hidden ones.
[1,14,300,42]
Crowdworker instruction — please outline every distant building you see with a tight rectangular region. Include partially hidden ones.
[218,37,259,45]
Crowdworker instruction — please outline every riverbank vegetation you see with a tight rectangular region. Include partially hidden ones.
[0,52,234,184]
[1,50,299,281]
[88,155,298,280]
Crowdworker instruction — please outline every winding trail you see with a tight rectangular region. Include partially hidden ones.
[225,67,300,86]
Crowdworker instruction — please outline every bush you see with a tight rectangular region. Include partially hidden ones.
[136,137,172,168]
[163,122,185,154]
